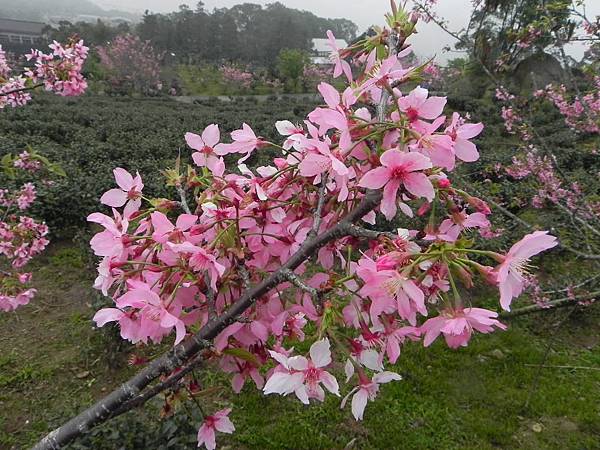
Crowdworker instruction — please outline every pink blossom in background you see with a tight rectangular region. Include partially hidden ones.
[197,408,235,450]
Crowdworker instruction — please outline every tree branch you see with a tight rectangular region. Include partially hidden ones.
[176,185,192,215]
[280,268,321,307]
[500,291,599,319]
[33,189,382,450]
[309,175,328,238]
[111,354,205,418]
[0,83,43,97]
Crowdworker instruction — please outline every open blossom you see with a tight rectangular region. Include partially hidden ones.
[359,149,434,220]
[168,241,225,290]
[398,86,447,125]
[495,231,558,311]
[150,211,197,244]
[263,338,340,404]
[421,307,507,349]
[94,283,187,344]
[216,123,265,163]
[0,288,36,312]
[197,408,235,450]
[100,168,144,216]
[357,53,413,96]
[16,183,36,210]
[445,112,484,162]
[87,210,129,258]
[326,30,352,82]
[341,371,402,420]
[275,120,304,150]
[186,124,226,175]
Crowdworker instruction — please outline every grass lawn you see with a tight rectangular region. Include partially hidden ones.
[1,243,599,449]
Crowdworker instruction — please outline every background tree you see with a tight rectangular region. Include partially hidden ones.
[97,34,164,95]
[276,48,310,92]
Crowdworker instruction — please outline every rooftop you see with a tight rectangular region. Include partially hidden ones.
[0,18,46,35]
[312,37,348,54]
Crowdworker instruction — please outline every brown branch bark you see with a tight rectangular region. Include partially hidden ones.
[33,189,382,450]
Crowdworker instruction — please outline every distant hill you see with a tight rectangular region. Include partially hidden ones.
[0,0,137,23]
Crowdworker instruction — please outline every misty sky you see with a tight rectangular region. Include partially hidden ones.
[97,0,600,62]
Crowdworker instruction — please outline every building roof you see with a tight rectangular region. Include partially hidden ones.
[311,56,333,65]
[0,18,45,35]
[312,37,347,54]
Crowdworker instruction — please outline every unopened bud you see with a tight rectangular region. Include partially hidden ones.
[466,196,491,215]
[454,264,474,289]
[438,178,451,189]
[417,202,431,216]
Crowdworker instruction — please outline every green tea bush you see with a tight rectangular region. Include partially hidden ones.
[0,94,318,235]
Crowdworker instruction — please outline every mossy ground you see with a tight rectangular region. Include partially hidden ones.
[1,243,599,449]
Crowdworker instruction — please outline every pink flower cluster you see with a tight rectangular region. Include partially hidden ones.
[506,149,597,218]
[0,216,49,268]
[220,64,254,89]
[0,212,48,311]
[538,80,600,133]
[0,39,88,109]
[97,34,162,94]
[25,39,89,97]
[13,151,42,173]
[87,10,557,448]
[516,25,542,49]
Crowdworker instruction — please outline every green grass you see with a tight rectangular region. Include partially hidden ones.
[1,243,599,449]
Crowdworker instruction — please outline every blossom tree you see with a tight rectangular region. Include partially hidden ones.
[97,34,163,95]
[34,4,558,450]
[0,38,88,312]
[414,0,600,311]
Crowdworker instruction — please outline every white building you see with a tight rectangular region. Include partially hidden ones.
[0,18,45,46]
[310,37,348,65]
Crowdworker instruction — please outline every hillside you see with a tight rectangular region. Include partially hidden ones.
[0,0,136,22]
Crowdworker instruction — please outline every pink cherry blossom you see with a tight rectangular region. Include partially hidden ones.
[445,112,484,162]
[216,123,265,163]
[276,120,304,150]
[359,149,434,220]
[341,371,402,420]
[150,212,197,244]
[495,231,558,311]
[197,408,235,450]
[100,168,144,216]
[87,210,129,258]
[398,86,446,124]
[421,307,506,349]
[410,117,456,170]
[263,338,340,404]
[326,30,353,82]
[186,124,226,175]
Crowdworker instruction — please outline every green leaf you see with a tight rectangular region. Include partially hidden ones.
[49,163,67,177]
[223,348,261,366]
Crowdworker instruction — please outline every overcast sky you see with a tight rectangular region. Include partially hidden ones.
[97,0,600,62]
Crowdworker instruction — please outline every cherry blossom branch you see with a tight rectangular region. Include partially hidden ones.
[543,273,600,295]
[33,189,382,450]
[456,177,600,261]
[310,175,328,237]
[176,185,192,215]
[0,83,43,97]
[500,291,599,319]
[345,224,399,241]
[280,268,321,305]
[111,353,205,418]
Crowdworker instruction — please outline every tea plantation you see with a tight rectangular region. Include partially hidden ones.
[0,95,318,234]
